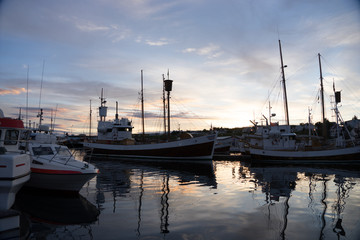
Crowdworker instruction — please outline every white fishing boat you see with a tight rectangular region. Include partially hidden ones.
[248,41,360,162]
[84,72,216,161]
[0,109,31,211]
[24,110,98,192]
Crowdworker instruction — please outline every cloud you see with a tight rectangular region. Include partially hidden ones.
[182,43,223,58]
[145,38,170,46]
[0,87,26,95]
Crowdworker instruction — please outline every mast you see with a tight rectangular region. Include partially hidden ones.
[141,70,145,142]
[99,88,107,122]
[164,71,173,140]
[89,100,92,137]
[162,74,167,136]
[278,40,290,126]
[37,108,44,127]
[318,53,327,139]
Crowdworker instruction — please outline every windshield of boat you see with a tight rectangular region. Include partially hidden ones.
[4,129,19,145]
[32,146,54,155]
[55,146,72,157]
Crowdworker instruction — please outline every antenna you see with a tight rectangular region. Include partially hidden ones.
[26,65,29,128]
[52,104,58,132]
[38,60,45,112]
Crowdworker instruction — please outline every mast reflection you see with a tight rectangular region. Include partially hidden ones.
[247,162,360,240]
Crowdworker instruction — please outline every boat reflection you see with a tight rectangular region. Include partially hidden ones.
[88,156,217,236]
[246,162,360,240]
[14,188,100,238]
[89,156,217,193]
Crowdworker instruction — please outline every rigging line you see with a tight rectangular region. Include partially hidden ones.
[321,56,360,105]
[171,96,209,122]
[172,99,208,129]
[259,73,282,118]
[171,97,209,130]
[283,54,318,83]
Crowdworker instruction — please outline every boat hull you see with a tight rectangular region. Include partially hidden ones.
[84,134,216,160]
[0,154,31,210]
[250,145,360,163]
[26,170,97,192]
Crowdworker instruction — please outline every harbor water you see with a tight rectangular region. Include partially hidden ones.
[14,154,360,240]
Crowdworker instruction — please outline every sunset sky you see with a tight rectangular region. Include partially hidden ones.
[1,0,359,135]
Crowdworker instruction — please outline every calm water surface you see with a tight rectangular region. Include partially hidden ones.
[15,155,360,240]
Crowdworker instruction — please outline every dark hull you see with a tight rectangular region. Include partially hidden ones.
[85,135,217,160]
[91,141,215,160]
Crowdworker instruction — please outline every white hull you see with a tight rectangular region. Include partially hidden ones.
[250,145,360,162]
[26,142,98,192]
[84,134,217,160]
[0,154,31,210]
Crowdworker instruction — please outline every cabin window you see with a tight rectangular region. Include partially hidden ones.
[55,146,71,157]
[118,128,130,132]
[4,130,19,145]
[32,146,54,155]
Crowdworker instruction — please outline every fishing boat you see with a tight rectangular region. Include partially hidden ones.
[24,110,99,192]
[0,109,31,210]
[248,41,360,162]
[84,71,217,161]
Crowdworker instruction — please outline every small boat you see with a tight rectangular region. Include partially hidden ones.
[0,109,31,210]
[24,125,99,192]
[247,41,360,162]
[84,72,216,161]
[23,108,98,192]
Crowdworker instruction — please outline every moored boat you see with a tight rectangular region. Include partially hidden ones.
[23,109,98,192]
[247,42,360,162]
[0,109,31,210]
[84,72,216,161]
[24,126,99,192]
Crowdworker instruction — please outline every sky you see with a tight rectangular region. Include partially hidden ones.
[0,0,359,135]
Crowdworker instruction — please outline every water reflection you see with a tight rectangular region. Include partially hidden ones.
[14,188,100,239]
[244,162,360,240]
[13,155,360,240]
[88,157,217,237]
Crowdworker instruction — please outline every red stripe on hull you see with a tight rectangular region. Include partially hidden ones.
[31,168,82,174]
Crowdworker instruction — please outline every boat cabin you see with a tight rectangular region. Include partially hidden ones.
[97,117,134,141]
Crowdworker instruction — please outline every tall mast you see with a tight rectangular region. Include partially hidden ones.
[278,40,290,126]
[162,74,167,136]
[141,70,145,142]
[164,71,173,140]
[318,53,327,139]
